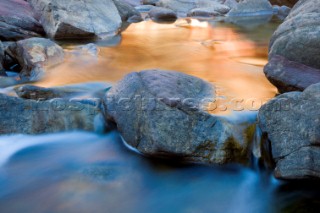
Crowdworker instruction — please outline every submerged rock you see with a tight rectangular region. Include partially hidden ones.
[7,38,64,81]
[105,70,256,164]
[28,0,123,39]
[15,82,112,100]
[187,7,221,17]
[265,0,320,92]
[148,7,178,23]
[258,83,320,179]
[0,93,106,134]
[0,0,45,41]
[227,0,273,16]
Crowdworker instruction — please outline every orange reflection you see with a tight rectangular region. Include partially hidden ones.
[37,20,277,115]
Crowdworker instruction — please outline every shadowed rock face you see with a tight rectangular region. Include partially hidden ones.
[28,0,123,39]
[0,41,4,72]
[269,0,298,7]
[0,93,106,134]
[105,70,256,164]
[258,83,320,179]
[0,0,45,41]
[265,0,320,93]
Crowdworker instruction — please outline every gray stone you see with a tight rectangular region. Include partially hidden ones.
[265,0,320,93]
[227,0,273,16]
[113,0,143,24]
[0,41,4,73]
[135,5,156,13]
[148,7,178,23]
[258,83,320,179]
[0,0,45,41]
[28,0,123,39]
[105,70,256,164]
[187,8,221,17]
[223,0,238,9]
[0,93,106,134]
[7,37,64,81]
[196,0,230,14]
[157,0,197,14]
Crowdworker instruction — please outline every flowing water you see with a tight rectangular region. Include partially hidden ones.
[1,18,320,212]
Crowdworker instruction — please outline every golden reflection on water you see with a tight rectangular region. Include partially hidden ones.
[37,19,278,115]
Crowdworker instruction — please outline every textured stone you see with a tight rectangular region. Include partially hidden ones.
[28,0,123,39]
[105,70,256,164]
[258,83,320,179]
[0,0,45,41]
[227,0,273,16]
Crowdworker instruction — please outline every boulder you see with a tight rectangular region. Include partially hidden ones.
[227,0,273,16]
[105,70,256,164]
[258,83,320,179]
[157,0,197,14]
[148,7,178,23]
[196,0,230,14]
[264,55,320,93]
[0,93,106,134]
[113,0,143,24]
[265,0,320,92]
[0,41,4,72]
[7,38,64,81]
[187,8,222,17]
[28,0,123,39]
[0,0,45,41]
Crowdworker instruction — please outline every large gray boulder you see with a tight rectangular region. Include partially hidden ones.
[113,0,143,24]
[0,0,45,41]
[265,0,320,93]
[28,0,123,39]
[105,70,256,164]
[0,93,106,134]
[258,83,320,179]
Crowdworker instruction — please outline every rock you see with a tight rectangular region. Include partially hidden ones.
[223,0,238,9]
[71,43,99,57]
[0,0,45,41]
[264,56,320,93]
[227,0,273,16]
[28,0,123,39]
[258,83,320,179]
[187,8,221,17]
[0,93,106,134]
[7,38,64,81]
[196,0,230,15]
[105,70,256,164]
[135,5,156,13]
[148,7,178,23]
[142,0,160,5]
[265,0,320,92]
[14,82,112,100]
[113,0,143,24]
[269,0,297,7]
[157,0,197,14]
[0,41,4,73]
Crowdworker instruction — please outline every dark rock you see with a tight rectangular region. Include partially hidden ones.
[148,7,178,23]
[265,0,320,92]
[0,93,106,134]
[15,82,112,100]
[28,0,123,39]
[187,8,221,17]
[264,55,320,93]
[269,0,297,7]
[142,0,160,6]
[157,0,197,15]
[258,83,320,179]
[0,0,45,41]
[0,41,4,73]
[105,70,256,164]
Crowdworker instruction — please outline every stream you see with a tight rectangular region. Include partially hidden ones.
[1,18,319,213]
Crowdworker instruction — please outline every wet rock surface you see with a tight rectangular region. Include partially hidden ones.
[265,0,320,92]
[0,0,45,41]
[0,93,106,134]
[258,83,320,179]
[28,0,123,39]
[106,70,256,164]
[227,0,273,16]
[148,7,178,23]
